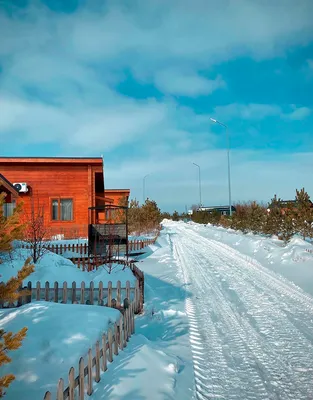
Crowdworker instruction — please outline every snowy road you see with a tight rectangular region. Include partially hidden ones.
[166,222,313,400]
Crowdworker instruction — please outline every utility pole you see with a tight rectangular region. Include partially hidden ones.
[192,162,202,208]
[210,118,232,216]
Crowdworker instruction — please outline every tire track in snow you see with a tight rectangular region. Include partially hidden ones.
[169,232,227,399]
[168,223,313,399]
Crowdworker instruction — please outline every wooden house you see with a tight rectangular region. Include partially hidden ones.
[0,157,130,240]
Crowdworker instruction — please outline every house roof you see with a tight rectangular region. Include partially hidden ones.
[105,189,130,194]
[200,205,236,210]
[0,157,103,165]
[0,174,19,196]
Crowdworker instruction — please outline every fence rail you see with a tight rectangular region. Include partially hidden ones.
[0,278,143,312]
[20,236,157,258]
[43,295,138,399]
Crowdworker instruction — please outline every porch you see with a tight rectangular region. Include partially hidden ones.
[88,204,128,259]
[0,173,19,217]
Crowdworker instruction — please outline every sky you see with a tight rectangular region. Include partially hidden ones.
[0,0,313,212]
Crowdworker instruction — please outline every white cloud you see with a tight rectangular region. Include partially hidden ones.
[213,103,281,121]
[154,70,225,97]
[286,107,311,120]
[0,95,168,150]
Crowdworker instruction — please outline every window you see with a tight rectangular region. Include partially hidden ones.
[3,201,16,218]
[51,198,73,221]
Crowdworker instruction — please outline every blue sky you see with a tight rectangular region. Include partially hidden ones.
[0,0,313,211]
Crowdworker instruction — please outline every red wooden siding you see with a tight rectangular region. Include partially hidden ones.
[0,158,103,238]
[0,158,130,239]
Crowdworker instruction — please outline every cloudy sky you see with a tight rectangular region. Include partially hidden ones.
[1,0,313,211]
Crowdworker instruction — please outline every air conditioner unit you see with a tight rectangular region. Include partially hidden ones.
[13,182,28,193]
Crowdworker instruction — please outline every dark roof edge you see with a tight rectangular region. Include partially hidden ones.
[0,173,19,194]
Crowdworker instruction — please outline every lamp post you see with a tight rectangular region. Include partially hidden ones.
[143,174,150,204]
[210,117,232,216]
[192,162,202,209]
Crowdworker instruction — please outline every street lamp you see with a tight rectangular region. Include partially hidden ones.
[210,117,232,216]
[143,174,150,204]
[192,162,202,209]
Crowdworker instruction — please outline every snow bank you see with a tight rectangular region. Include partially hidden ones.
[92,335,180,400]
[0,302,121,400]
[90,229,195,399]
[0,248,136,287]
[185,222,313,296]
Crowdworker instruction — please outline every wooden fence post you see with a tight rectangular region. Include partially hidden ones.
[54,282,59,303]
[107,281,112,307]
[126,281,130,303]
[27,281,32,303]
[127,308,131,341]
[69,367,75,400]
[119,316,124,350]
[98,281,103,305]
[89,281,94,305]
[132,302,135,334]
[135,280,140,313]
[102,334,107,372]
[95,341,100,383]
[36,281,40,301]
[87,349,93,395]
[114,323,119,356]
[45,282,49,301]
[71,281,76,304]
[17,284,23,307]
[123,309,127,347]
[82,258,85,272]
[108,328,113,362]
[57,378,64,400]
[116,281,121,308]
[80,281,85,304]
[79,358,84,400]
[62,282,67,304]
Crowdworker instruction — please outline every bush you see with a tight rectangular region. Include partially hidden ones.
[0,193,34,397]
[189,188,313,244]
[127,198,161,235]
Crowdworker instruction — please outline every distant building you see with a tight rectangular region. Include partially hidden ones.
[189,205,236,216]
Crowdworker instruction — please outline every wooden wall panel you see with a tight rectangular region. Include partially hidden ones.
[0,163,96,237]
[103,190,130,206]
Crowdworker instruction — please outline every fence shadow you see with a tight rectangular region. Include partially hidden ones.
[92,272,192,399]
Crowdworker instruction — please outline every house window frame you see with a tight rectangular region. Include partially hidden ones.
[50,197,74,222]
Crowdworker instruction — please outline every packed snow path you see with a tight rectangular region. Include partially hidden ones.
[166,222,313,400]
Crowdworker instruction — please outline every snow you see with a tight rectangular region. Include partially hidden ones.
[188,221,313,296]
[3,220,313,399]
[158,220,313,399]
[0,302,121,400]
[92,335,180,400]
[0,248,136,287]
[91,232,195,400]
